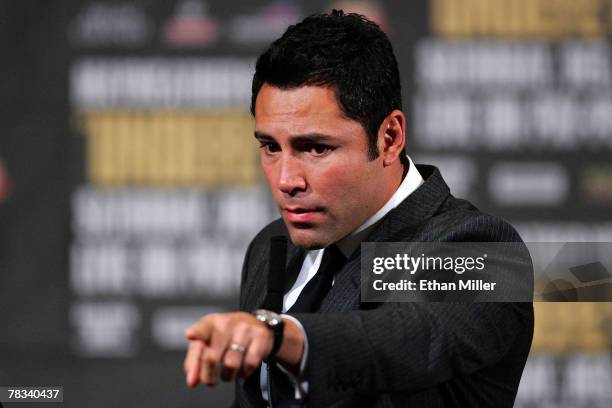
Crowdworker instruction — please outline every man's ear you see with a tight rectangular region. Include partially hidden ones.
[377,110,406,166]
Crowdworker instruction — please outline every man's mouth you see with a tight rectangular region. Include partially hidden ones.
[283,206,323,223]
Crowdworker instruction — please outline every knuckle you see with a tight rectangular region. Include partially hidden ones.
[215,316,230,332]
[224,360,239,371]
[243,361,256,374]
[204,351,218,365]
[234,321,248,333]
[255,326,270,338]
[204,313,220,325]
[244,355,260,370]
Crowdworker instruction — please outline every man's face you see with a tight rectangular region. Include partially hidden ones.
[254,84,388,249]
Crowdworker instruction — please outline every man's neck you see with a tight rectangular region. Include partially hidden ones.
[333,157,423,257]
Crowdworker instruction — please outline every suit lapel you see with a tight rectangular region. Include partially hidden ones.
[242,240,306,311]
[320,165,451,312]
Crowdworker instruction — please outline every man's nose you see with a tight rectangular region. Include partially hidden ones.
[278,155,306,196]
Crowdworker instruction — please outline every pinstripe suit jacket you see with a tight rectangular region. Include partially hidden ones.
[235,165,534,407]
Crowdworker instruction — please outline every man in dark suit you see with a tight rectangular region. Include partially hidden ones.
[184,10,533,407]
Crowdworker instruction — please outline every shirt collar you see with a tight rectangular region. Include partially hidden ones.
[335,155,424,257]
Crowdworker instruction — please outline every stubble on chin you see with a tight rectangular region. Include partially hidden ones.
[285,225,329,250]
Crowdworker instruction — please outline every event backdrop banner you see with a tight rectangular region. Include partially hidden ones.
[1,0,611,406]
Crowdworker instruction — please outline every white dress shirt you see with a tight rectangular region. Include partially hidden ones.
[261,156,424,402]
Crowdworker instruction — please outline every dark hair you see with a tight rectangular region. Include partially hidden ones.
[251,9,407,165]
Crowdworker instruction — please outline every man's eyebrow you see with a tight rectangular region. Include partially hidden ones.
[254,131,275,141]
[290,134,335,144]
[254,131,336,143]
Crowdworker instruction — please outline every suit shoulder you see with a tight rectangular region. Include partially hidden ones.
[239,218,287,302]
[419,196,524,243]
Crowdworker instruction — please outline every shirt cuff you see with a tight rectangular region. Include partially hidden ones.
[278,314,309,399]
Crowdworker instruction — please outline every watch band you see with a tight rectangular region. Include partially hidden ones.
[253,309,285,359]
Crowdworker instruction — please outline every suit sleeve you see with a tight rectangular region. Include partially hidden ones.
[238,238,255,311]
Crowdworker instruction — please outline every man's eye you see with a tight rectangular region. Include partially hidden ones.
[259,142,280,153]
[310,144,332,155]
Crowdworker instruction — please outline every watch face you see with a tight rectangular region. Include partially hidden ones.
[255,310,281,327]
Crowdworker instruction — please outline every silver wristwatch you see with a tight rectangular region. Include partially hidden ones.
[253,309,285,357]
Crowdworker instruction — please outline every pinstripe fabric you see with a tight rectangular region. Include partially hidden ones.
[235,165,534,408]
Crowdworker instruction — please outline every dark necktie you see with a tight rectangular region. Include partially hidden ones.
[268,245,348,406]
[288,245,347,313]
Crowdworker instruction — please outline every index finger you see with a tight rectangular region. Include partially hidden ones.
[185,315,215,341]
[185,340,205,388]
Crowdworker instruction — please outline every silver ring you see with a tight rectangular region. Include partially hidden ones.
[228,343,246,353]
